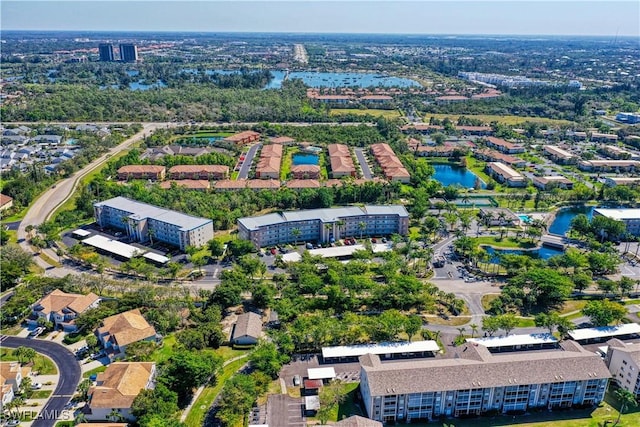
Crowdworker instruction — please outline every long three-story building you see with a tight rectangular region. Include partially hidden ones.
[93,196,213,250]
[359,340,610,423]
[238,205,409,248]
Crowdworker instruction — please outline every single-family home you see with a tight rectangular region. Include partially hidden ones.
[0,362,30,407]
[231,312,263,346]
[31,289,100,332]
[96,309,158,359]
[86,362,156,422]
[0,194,14,212]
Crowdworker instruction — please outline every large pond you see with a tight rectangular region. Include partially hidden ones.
[292,153,319,166]
[482,245,565,263]
[548,206,595,236]
[432,164,486,189]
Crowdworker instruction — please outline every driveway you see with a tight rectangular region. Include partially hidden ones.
[1,336,81,427]
[237,143,261,179]
[267,394,305,427]
[354,148,373,179]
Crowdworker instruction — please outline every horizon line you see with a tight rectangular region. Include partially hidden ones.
[3,29,639,38]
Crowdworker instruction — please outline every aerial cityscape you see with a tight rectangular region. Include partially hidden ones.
[1,1,640,427]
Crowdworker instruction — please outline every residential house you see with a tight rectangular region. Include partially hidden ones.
[270,136,296,145]
[543,146,576,165]
[414,146,458,157]
[117,165,166,181]
[0,362,30,408]
[328,144,356,178]
[370,143,410,183]
[3,126,30,136]
[604,177,640,187]
[31,289,100,332]
[455,126,494,136]
[0,194,14,211]
[605,339,640,398]
[140,145,210,161]
[1,135,29,145]
[96,309,158,358]
[591,133,619,143]
[361,95,393,105]
[286,179,322,189]
[33,135,63,145]
[474,149,526,168]
[532,176,574,190]
[246,179,281,190]
[223,130,261,146]
[214,180,249,191]
[566,131,588,141]
[255,144,283,179]
[168,165,229,180]
[313,95,352,104]
[599,145,639,160]
[485,137,525,154]
[230,312,263,346]
[359,340,610,423]
[86,362,156,421]
[486,162,527,187]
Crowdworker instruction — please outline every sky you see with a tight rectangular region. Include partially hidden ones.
[2,1,639,36]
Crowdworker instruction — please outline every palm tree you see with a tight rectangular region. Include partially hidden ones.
[456,327,466,338]
[108,409,124,422]
[470,323,479,338]
[613,388,637,426]
[291,227,301,246]
[358,221,367,239]
[335,220,345,240]
[324,223,333,243]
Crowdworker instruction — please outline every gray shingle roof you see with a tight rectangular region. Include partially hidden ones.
[361,340,611,396]
[232,312,263,341]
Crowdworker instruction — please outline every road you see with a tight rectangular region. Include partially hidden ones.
[16,123,165,271]
[1,336,81,427]
[354,148,373,179]
[237,143,261,180]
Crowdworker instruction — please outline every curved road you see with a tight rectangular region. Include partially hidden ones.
[0,336,81,427]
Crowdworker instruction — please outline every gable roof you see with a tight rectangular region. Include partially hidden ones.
[33,289,100,316]
[232,312,262,341]
[89,362,154,409]
[97,309,156,348]
[332,415,383,427]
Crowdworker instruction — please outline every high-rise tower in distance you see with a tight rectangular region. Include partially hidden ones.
[98,43,116,62]
[119,44,139,62]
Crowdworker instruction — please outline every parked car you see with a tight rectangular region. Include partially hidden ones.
[28,327,44,338]
[305,242,314,250]
[31,383,42,390]
[293,375,301,386]
[371,238,377,243]
[5,420,20,426]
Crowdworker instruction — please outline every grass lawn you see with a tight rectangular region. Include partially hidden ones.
[183,358,248,427]
[0,349,57,375]
[280,146,295,180]
[465,156,499,189]
[423,315,472,327]
[515,317,536,327]
[472,236,537,250]
[82,365,107,379]
[424,113,573,126]
[481,294,501,311]
[307,382,363,424]
[558,299,588,315]
[30,390,52,399]
[151,334,178,363]
[330,108,401,119]
[213,346,249,362]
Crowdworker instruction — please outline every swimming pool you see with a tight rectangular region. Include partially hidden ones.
[518,214,532,223]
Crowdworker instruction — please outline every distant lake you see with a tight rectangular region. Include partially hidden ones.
[129,80,167,91]
[432,164,485,189]
[265,70,422,89]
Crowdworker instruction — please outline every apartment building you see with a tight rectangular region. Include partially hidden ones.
[486,162,527,187]
[599,145,639,160]
[604,177,640,187]
[591,133,619,143]
[117,165,166,181]
[485,137,525,154]
[532,176,574,190]
[456,126,494,136]
[544,146,576,165]
[328,144,357,178]
[291,165,321,179]
[93,196,213,250]
[593,208,640,236]
[474,149,526,168]
[168,165,229,180]
[159,180,211,191]
[255,144,283,179]
[223,130,261,145]
[415,146,458,157]
[605,339,640,398]
[359,340,610,423]
[370,143,410,183]
[238,205,409,248]
[578,160,640,172]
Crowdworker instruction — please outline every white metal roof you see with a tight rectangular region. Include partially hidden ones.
[143,252,170,264]
[82,235,145,259]
[304,395,320,411]
[307,367,336,380]
[594,208,640,221]
[569,323,640,341]
[322,340,439,359]
[72,229,92,237]
[467,333,558,349]
[95,196,212,231]
[281,243,392,263]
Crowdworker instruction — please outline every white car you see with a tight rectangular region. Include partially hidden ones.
[31,383,42,390]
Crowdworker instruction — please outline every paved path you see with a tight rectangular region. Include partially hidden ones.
[1,336,81,427]
[354,148,373,179]
[179,353,249,422]
[237,143,261,180]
